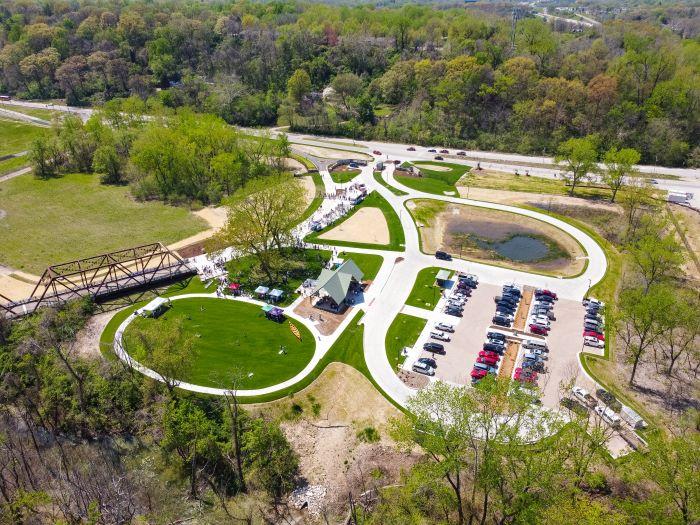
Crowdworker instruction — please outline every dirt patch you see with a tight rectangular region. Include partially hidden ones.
[248,363,415,510]
[293,144,372,161]
[0,274,36,300]
[73,309,121,358]
[284,157,306,172]
[193,206,227,230]
[414,163,452,172]
[318,207,390,245]
[411,200,586,277]
[299,175,317,208]
[670,204,700,281]
[293,297,354,336]
[0,209,6,220]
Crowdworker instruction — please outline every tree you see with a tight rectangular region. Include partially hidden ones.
[242,419,298,501]
[211,174,306,280]
[619,178,657,239]
[603,147,641,203]
[623,431,700,525]
[657,292,699,377]
[615,284,675,385]
[627,230,684,292]
[123,316,196,397]
[29,135,62,179]
[331,72,363,113]
[287,68,311,107]
[555,136,598,196]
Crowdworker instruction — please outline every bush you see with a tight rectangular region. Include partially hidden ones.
[357,426,380,443]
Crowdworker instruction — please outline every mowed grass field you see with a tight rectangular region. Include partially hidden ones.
[395,161,470,195]
[0,173,207,272]
[405,266,451,309]
[0,118,48,156]
[125,298,316,389]
[385,313,427,368]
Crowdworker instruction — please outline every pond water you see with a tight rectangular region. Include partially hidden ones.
[475,235,551,262]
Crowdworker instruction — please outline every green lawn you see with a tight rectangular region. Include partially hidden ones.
[0,119,48,156]
[305,191,406,251]
[124,297,316,389]
[466,170,614,200]
[385,313,427,369]
[405,266,451,309]
[330,167,361,184]
[373,171,408,196]
[0,103,59,121]
[0,155,29,176]
[395,161,470,195]
[225,249,382,306]
[0,173,207,272]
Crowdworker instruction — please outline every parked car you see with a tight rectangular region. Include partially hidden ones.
[407,146,416,151]
[447,301,464,310]
[477,355,499,366]
[373,150,382,155]
[412,362,435,376]
[417,357,437,369]
[594,405,621,428]
[497,302,516,312]
[427,148,437,152]
[474,362,497,374]
[446,308,463,317]
[585,314,602,323]
[584,336,604,348]
[522,360,545,372]
[531,315,550,326]
[583,298,604,308]
[583,329,604,340]
[503,284,521,294]
[456,151,466,156]
[430,331,451,342]
[434,155,444,160]
[533,301,552,311]
[529,324,548,335]
[471,368,488,380]
[523,339,548,351]
[435,322,454,333]
[495,295,517,306]
[482,343,504,354]
[493,316,512,327]
[487,331,506,342]
[514,368,537,383]
[423,342,446,354]
[495,310,514,320]
[596,388,617,407]
[535,289,558,300]
[537,294,554,304]
[435,250,452,261]
[584,321,600,331]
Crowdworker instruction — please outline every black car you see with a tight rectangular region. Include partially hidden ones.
[483,342,504,353]
[496,306,516,316]
[487,331,506,342]
[494,295,517,306]
[459,279,478,289]
[417,357,437,369]
[446,308,463,317]
[537,295,554,304]
[435,250,452,261]
[428,148,437,152]
[492,316,511,327]
[496,301,516,311]
[503,285,521,295]
[423,342,446,354]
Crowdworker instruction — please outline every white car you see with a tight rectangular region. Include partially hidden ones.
[584,336,604,348]
[449,295,466,305]
[530,348,548,360]
[594,405,621,427]
[531,315,551,326]
[435,322,455,333]
[430,331,451,342]
[412,361,435,376]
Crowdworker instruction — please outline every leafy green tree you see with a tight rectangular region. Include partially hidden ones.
[211,174,306,280]
[287,68,311,106]
[331,72,363,113]
[29,135,62,179]
[627,230,684,292]
[603,147,641,203]
[243,419,298,500]
[555,136,599,196]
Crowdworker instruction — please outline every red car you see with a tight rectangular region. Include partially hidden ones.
[407,146,416,151]
[529,324,549,335]
[479,350,500,361]
[536,289,558,300]
[583,330,605,340]
[471,368,488,380]
[440,149,449,154]
[477,356,499,367]
[373,150,382,155]
[514,368,538,383]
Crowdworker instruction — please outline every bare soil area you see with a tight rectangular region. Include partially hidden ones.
[411,200,586,277]
[670,204,700,282]
[318,207,390,245]
[413,163,452,172]
[73,309,121,358]
[248,363,416,511]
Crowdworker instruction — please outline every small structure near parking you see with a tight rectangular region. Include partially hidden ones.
[137,297,170,318]
[311,259,364,313]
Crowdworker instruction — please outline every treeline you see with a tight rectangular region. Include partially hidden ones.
[1,1,698,166]
[31,107,291,205]
[0,301,299,523]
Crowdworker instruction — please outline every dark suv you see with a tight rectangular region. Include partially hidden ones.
[435,251,452,261]
[423,342,446,354]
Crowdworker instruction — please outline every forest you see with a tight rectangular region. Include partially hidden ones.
[0,0,698,166]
